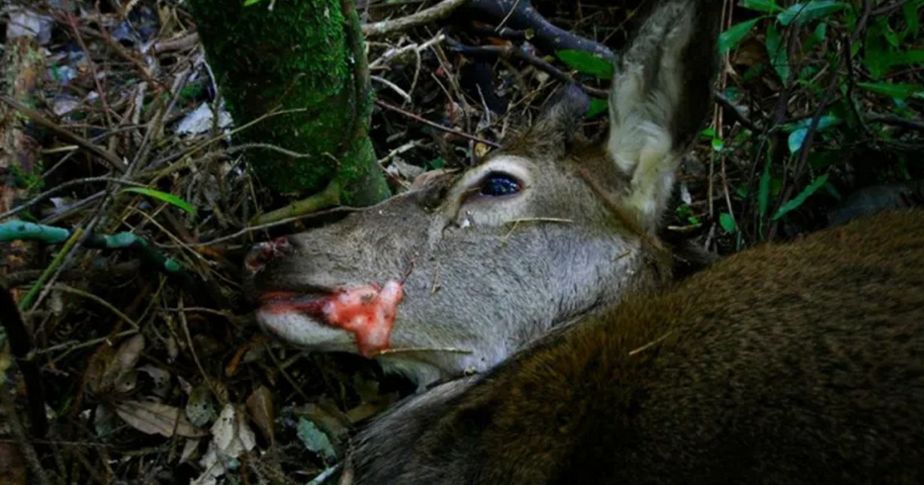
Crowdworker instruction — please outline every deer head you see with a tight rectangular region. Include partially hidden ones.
[245,0,719,386]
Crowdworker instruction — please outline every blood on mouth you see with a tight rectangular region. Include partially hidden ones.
[261,280,404,357]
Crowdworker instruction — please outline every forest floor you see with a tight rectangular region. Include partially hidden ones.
[0,0,921,483]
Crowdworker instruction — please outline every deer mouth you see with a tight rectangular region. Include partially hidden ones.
[256,281,404,357]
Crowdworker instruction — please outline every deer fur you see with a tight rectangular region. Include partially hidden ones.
[347,209,924,483]
[246,0,722,386]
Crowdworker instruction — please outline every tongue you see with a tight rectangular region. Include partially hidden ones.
[263,281,404,357]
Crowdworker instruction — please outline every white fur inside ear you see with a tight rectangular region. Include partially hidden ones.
[605,3,696,227]
[626,131,677,226]
[609,118,676,226]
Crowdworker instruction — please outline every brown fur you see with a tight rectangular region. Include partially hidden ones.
[350,210,924,483]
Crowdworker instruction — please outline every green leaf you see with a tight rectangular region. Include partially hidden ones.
[675,204,700,225]
[787,129,808,154]
[555,50,614,80]
[719,213,737,233]
[785,114,841,154]
[903,1,921,38]
[243,0,265,5]
[890,50,924,66]
[857,82,924,101]
[586,98,609,118]
[883,24,901,47]
[777,1,848,26]
[122,188,197,217]
[766,23,790,84]
[740,0,783,13]
[809,22,827,47]
[711,136,725,152]
[772,174,829,220]
[720,18,762,54]
[296,419,337,463]
[427,157,446,170]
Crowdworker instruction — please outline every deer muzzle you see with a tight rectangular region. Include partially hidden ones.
[256,281,404,357]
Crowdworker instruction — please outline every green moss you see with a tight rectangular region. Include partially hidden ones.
[10,157,44,191]
[189,0,386,201]
[178,82,206,103]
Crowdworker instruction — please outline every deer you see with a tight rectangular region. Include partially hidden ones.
[245,0,721,387]
[346,208,924,484]
[245,1,924,481]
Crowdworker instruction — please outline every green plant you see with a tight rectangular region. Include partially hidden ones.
[712,0,923,244]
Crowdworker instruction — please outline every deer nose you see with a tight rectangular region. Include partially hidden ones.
[244,236,294,274]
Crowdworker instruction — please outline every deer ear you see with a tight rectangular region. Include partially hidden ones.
[530,83,590,148]
[606,1,721,229]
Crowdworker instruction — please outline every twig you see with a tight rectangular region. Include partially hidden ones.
[465,0,616,62]
[447,39,609,97]
[0,385,51,485]
[250,177,342,225]
[51,284,140,330]
[376,99,501,147]
[0,283,49,439]
[173,204,364,247]
[19,228,84,311]
[33,329,138,358]
[153,32,200,53]
[77,24,160,88]
[177,297,226,406]
[131,65,192,172]
[364,0,469,37]
[0,96,125,173]
[65,12,114,125]
[714,92,758,132]
[374,346,472,356]
[147,106,317,169]
[0,177,146,221]
[868,114,924,132]
[369,34,446,71]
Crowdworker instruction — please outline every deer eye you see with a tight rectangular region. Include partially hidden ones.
[479,172,522,196]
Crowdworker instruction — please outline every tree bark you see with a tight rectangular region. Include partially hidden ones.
[188,0,389,206]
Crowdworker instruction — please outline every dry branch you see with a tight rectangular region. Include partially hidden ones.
[364,0,469,37]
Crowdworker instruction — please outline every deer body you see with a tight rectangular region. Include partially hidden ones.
[349,209,924,483]
[243,0,924,480]
[247,0,721,386]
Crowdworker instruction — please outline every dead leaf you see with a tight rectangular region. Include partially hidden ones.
[246,385,274,444]
[85,346,115,395]
[113,334,145,374]
[297,418,336,463]
[731,37,767,68]
[180,438,200,464]
[115,399,206,438]
[86,334,144,395]
[193,404,257,485]
[137,365,171,398]
[186,383,217,427]
[345,402,386,424]
[298,401,349,444]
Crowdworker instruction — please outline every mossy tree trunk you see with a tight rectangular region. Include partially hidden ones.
[188,0,389,207]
